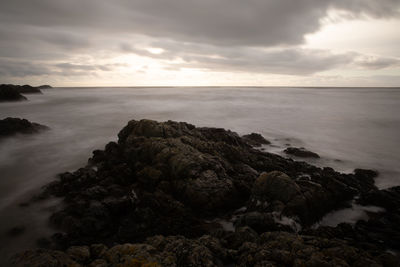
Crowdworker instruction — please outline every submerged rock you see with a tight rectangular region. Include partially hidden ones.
[284,147,320,158]
[0,117,48,138]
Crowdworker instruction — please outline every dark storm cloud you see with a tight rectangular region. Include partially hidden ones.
[1,0,399,47]
[0,0,399,79]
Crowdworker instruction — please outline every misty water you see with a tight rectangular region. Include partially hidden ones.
[1,86,400,261]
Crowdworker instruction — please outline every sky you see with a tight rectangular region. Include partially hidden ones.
[0,0,399,87]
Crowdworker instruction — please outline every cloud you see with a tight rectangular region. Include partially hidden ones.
[1,0,399,48]
[0,59,52,77]
[354,55,400,69]
[120,42,398,75]
[0,59,127,78]
[0,0,399,83]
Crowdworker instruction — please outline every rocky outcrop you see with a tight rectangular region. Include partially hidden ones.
[1,84,42,94]
[16,84,42,94]
[0,85,27,102]
[35,120,377,245]
[284,147,320,158]
[242,132,270,147]
[0,117,48,138]
[15,119,399,266]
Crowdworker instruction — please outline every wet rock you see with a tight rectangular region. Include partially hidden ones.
[0,117,48,138]
[284,147,320,158]
[242,133,270,147]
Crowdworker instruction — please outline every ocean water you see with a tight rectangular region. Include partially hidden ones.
[0,86,399,261]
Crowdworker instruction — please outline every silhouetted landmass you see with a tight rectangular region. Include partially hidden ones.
[12,120,399,266]
[0,117,48,138]
[37,85,52,89]
[0,85,27,102]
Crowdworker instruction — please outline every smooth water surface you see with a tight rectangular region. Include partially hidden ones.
[1,86,399,261]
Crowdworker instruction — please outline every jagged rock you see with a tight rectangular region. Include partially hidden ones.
[0,117,48,138]
[236,231,396,267]
[13,232,399,266]
[284,147,320,158]
[12,249,81,267]
[36,119,381,249]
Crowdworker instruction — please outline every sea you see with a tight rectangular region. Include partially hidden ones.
[0,86,399,261]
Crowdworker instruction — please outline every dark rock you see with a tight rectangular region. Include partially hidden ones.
[34,119,383,252]
[6,226,26,236]
[0,117,48,138]
[37,85,52,89]
[0,85,27,102]
[15,84,42,94]
[12,249,80,266]
[0,84,42,96]
[66,246,90,264]
[242,133,270,147]
[284,147,320,158]
[36,237,52,249]
[248,170,357,226]
[358,186,400,211]
[16,231,397,266]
